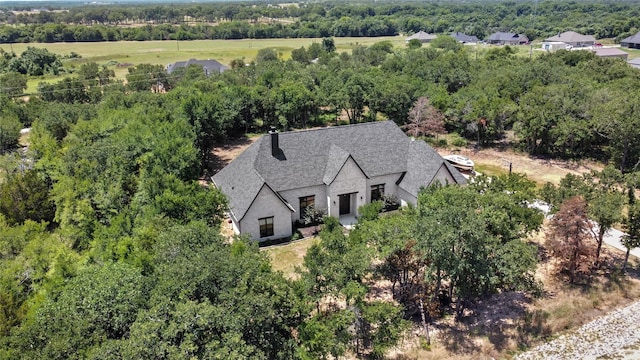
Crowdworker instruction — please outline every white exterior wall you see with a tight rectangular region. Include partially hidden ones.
[279,185,328,223]
[366,173,403,203]
[430,165,456,186]
[397,187,417,206]
[327,157,367,218]
[240,185,292,241]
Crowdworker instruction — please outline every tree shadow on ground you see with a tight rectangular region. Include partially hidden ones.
[432,291,533,354]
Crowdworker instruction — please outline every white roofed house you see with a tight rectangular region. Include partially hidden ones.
[212,121,467,241]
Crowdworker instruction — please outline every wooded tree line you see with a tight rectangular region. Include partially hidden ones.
[2,0,640,42]
[3,40,640,171]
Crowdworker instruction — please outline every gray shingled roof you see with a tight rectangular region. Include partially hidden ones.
[450,32,479,43]
[166,59,228,76]
[621,32,640,45]
[400,140,467,197]
[406,31,438,41]
[212,121,466,221]
[628,58,640,68]
[544,31,595,43]
[487,32,528,42]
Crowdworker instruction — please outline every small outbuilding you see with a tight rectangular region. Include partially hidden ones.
[541,41,568,52]
[593,47,629,60]
[627,57,640,69]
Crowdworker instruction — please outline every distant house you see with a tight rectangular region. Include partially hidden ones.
[486,32,529,45]
[593,47,629,60]
[212,121,466,241]
[450,32,479,43]
[621,32,640,49]
[628,57,640,69]
[544,31,596,47]
[406,31,438,43]
[166,59,228,76]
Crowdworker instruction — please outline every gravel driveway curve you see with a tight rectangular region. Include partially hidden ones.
[516,300,640,360]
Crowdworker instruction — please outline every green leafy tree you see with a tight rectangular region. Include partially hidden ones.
[0,170,55,225]
[430,35,463,51]
[255,48,279,63]
[407,38,422,49]
[590,89,640,172]
[622,193,640,272]
[0,113,21,153]
[322,37,336,53]
[0,72,27,97]
[7,263,148,360]
[125,63,170,92]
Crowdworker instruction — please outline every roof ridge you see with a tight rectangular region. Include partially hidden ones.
[275,120,394,136]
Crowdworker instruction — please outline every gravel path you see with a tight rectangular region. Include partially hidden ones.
[516,300,640,360]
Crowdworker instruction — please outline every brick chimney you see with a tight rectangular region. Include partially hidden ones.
[269,126,280,158]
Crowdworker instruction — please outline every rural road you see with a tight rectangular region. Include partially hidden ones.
[602,227,640,259]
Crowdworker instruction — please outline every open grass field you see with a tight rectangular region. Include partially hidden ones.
[1,36,408,93]
[0,37,547,94]
[0,36,407,72]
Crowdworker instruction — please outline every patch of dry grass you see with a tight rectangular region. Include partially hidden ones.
[262,236,318,279]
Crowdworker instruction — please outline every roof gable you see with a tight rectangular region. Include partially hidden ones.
[399,141,466,197]
[450,32,479,43]
[406,31,437,41]
[323,145,352,185]
[545,31,595,43]
[214,121,466,221]
[488,32,528,42]
[621,32,640,44]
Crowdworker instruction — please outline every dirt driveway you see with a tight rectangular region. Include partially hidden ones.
[443,147,602,185]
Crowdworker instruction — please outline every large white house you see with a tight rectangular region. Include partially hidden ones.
[212,121,467,241]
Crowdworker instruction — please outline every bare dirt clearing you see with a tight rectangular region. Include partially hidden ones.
[442,146,602,185]
[210,136,260,173]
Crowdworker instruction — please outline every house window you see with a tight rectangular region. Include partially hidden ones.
[371,184,385,202]
[259,217,274,238]
[299,195,315,216]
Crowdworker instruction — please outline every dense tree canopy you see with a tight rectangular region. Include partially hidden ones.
[2,3,640,355]
[2,1,640,42]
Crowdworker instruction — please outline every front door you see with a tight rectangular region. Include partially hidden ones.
[339,193,351,215]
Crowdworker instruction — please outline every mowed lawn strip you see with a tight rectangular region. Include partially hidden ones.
[262,236,318,279]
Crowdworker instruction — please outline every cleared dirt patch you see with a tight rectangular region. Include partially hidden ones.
[442,146,602,186]
[210,136,259,174]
